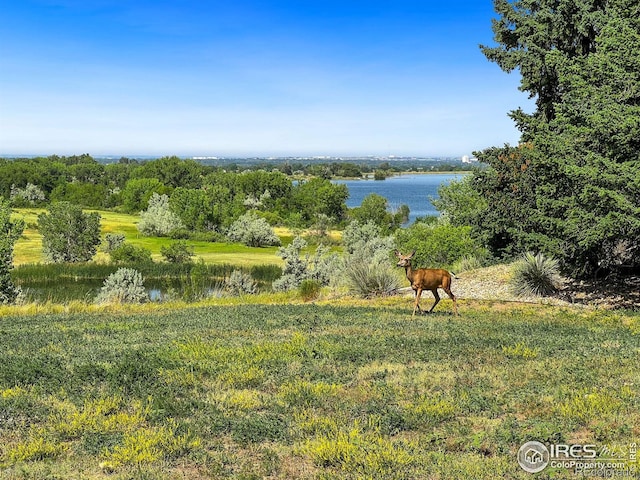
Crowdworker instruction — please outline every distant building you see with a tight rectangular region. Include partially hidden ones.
[461,155,478,164]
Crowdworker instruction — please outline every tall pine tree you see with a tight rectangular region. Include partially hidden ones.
[471,0,640,276]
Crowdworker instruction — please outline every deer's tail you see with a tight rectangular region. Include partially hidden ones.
[449,271,459,280]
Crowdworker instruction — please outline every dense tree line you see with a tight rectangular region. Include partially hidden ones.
[440,0,640,277]
[0,155,351,231]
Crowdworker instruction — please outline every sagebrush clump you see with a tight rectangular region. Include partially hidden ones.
[225,270,258,296]
[272,236,338,292]
[340,221,400,297]
[96,268,148,304]
[137,193,184,237]
[227,211,281,247]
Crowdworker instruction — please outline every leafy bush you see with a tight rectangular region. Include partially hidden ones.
[431,175,487,227]
[225,270,258,296]
[227,211,281,247]
[96,268,148,304]
[109,243,153,265]
[137,193,184,237]
[394,219,487,270]
[103,233,126,253]
[510,252,561,297]
[38,202,101,263]
[121,178,168,213]
[349,194,408,233]
[168,228,191,239]
[160,241,195,264]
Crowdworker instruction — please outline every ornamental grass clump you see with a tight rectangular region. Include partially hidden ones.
[510,252,561,297]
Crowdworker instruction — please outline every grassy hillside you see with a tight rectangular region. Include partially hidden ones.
[0,301,638,478]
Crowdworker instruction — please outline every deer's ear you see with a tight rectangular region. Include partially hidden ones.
[409,250,416,258]
[394,250,402,257]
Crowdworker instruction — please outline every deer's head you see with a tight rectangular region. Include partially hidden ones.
[395,250,416,268]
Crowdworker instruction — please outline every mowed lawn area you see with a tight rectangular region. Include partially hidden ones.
[11,208,288,267]
[0,302,638,478]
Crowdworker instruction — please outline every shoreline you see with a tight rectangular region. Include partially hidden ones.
[332,170,472,180]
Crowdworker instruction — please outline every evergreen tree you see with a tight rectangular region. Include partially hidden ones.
[471,0,640,275]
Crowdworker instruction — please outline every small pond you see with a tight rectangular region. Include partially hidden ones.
[16,277,236,303]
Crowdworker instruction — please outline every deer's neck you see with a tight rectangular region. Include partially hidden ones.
[404,264,415,283]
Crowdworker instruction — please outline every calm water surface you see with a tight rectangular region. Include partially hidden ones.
[334,173,467,224]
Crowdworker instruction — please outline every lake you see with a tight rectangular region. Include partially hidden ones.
[334,173,467,224]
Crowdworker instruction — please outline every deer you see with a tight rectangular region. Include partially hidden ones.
[395,250,458,316]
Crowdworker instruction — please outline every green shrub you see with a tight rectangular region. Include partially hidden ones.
[349,193,408,233]
[103,233,125,253]
[160,241,195,264]
[510,252,561,296]
[96,268,148,304]
[431,174,487,227]
[169,229,226,242]
[299,279,322,302]
[38,202,101,263]
[394,220,487,270]
[121,177,168,213]
[109,243,153,265]
[227,211,281,247]
[168,228,191,239]
[225,270,258,296]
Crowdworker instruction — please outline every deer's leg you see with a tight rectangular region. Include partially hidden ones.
[444,287,459,316]
[428,289,440,313]
[413,288,423,317]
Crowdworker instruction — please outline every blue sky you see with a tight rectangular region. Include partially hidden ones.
[0,1,531,157]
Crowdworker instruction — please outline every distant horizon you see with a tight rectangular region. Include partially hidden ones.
[0,152,471,161]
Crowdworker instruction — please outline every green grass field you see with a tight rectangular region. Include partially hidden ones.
[12,208,288,267]
[0,301,638,479]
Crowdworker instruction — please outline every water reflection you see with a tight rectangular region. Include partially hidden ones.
[19,278,241,303]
